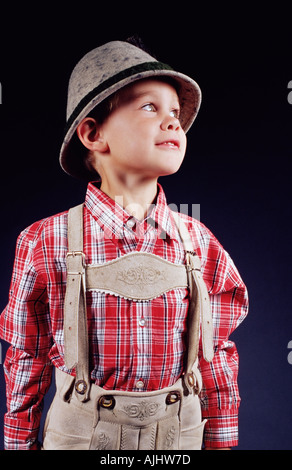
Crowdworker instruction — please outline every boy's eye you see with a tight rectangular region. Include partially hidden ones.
[170,109,180,119]
[141,104,180,119]
[142,103,156,112]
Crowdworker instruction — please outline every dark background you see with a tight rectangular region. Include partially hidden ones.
[0,4,291,450]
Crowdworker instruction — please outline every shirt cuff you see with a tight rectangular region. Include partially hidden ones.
[202,408,239,449]
[4,415,40,450]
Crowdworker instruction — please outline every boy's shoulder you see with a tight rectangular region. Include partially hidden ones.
[176,212,236,293]
[18,209,69,245]
[175,211,224,253]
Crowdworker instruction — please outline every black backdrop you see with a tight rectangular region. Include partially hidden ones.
[0,5,291,450]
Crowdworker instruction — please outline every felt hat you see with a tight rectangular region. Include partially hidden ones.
[60,40,202,180]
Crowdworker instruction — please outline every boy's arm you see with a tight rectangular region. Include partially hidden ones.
[3,346,53,450]
[198,229,249,449]
[0,224,53,449]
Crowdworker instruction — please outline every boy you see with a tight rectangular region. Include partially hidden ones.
[0,38,248,450]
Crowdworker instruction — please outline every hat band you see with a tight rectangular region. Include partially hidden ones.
[65,61,173,136]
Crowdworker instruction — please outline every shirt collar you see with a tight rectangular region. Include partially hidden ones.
[85,182,177,241]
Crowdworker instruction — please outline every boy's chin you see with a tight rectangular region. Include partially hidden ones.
[157,165,182,177]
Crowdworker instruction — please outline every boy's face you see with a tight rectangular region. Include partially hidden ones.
[96,79,187,180]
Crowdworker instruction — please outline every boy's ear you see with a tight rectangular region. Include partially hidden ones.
[76,117,108,152]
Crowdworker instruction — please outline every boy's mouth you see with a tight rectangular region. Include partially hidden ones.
[156,140,180,149]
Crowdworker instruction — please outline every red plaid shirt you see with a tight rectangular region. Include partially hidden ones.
[0,183,248,450]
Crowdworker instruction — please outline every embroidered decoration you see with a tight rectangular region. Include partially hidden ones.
[122,401,160,421]
[165,426,176,448]
[94,432,110,450]
[117,265,165,286]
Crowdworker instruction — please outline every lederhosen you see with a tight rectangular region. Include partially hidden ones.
[42,205,214,450]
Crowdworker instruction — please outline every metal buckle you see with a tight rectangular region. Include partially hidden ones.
[67,251,85,262]
[66,251,86,274]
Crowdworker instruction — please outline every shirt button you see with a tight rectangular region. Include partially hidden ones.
[136,380,145,389]
[126,218,136,229]
[138,318,146,327]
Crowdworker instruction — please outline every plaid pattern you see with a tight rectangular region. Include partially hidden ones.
[0,182,248,449]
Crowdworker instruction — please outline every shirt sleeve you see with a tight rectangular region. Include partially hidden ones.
[0,226,53,450]
[2,347,53,450]
[197,224,249,448]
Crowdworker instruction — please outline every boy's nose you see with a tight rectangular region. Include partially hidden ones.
[161,116,180,132]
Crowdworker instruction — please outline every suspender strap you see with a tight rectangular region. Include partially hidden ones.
[64,204,90,401]
[171,212,214,365]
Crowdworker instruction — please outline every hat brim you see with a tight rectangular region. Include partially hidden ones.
[60,61,201,181]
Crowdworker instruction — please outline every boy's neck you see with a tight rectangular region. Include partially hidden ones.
[100,176,159,221]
